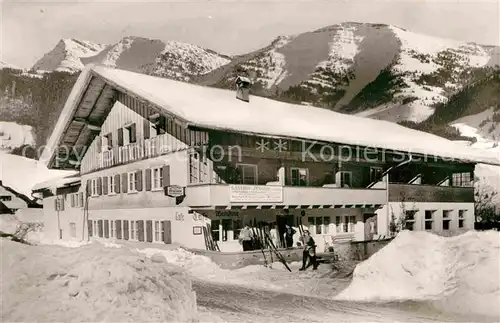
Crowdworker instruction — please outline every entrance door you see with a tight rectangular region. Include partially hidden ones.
[363,214,377,241]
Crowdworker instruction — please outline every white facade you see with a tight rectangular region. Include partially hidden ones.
[376,202,475,238]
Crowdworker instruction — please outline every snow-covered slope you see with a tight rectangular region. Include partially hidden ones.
[203,22,498,123]
[0,153,76,198]
[32,39,108,73]
[32,36,231,82]
[0,122,35,152]
[0,60,21,70]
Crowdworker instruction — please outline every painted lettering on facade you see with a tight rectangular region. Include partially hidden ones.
[229,185,283,203]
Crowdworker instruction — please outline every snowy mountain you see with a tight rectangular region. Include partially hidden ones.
[203,22,499,124]
[32,39,109,73]
[32,36,232,82]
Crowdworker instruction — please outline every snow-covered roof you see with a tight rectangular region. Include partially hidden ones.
[32,174,81,192]
[0,153,77,198]
[41,65,500,167]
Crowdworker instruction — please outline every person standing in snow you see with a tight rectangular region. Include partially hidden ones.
[239,224,253,251]
[284,224,296,248]
[299,229,318,271]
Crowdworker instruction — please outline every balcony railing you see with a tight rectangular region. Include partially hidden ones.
[184,184,387,208]
[95,133,186,170]
[388,183,474,203]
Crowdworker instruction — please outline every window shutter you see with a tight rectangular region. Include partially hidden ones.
[97,177,102,195]
[108,133,113,148]
[86,179,91,196]
[136,170,143,191]
[96,136,102,153]
[162,220,172,244]
[123,220,129,240]
[88,220,93,237]
[143,119,150,139]
[122,173,128,193]
[137,220,145,241]
[146,220,153,242]
[130,123,137,143]
[116,220,122,239]
[117,128,124,146]
[54,198,59,211]
[60,197,65,211]
[145,168,152,191]
[103,176,108,195]
[158,116,167,134]
[98,220,103,237]
[114,174,121,193]
[79,192,84,207]
[104,220,109,238]
[70,195,75,207]
[162,165,170,187]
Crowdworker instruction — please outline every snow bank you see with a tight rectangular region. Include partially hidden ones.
[0,121,35,151]
[336,230,500,318]
[0,239,199,322]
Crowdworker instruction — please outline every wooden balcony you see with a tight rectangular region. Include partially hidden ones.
[388,183,474,203]
[184,184,386,209]
[95,133,187,170]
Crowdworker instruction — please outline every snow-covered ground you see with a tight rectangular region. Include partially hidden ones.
[2,218,498,323]
[336,230,500,318]
[0,121,35,152]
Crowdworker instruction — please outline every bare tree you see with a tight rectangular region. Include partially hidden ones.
[474,181,499,225]
[389,191,418,236]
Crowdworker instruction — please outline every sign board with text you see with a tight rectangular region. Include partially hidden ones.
[229,185,283,203]
[165,185,185,198]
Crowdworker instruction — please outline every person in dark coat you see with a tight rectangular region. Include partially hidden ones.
[299,229,318,271]
[239,225,253,251]
[276,211,288,248]
[284,224,296,248]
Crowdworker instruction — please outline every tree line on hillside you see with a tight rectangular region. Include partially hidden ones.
[0,68,78,152]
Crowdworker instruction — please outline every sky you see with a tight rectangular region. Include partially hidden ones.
[1,0,499,69]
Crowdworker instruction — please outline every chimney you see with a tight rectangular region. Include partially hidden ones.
[235,76,251,102]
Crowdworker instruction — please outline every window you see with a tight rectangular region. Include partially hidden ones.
[291,168,308,186]
[188,151,209,184]
[93,220,98,236]
[336,216,356,233]
[0,196,12,201]
[370,167,383,183]
[189,151,200,184]
[339,172,352,188]
[128,172,137,192]
[69,222,76,238]
[70,193,83,208]
[452,172,472,187]
[110,220,114,238]
[458,210,466,228]
[152,167,163,190]
[124,123,136,145]
[308,216,330,234]
[108,176,115,195]
[442,210,452,230]
[130,221,136,240]
[102,133,113,150]
[91,179,98,196]
[236,164,258,185]
[425,210,435,230]
[405,210,417,231]
[154,221,161,242]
